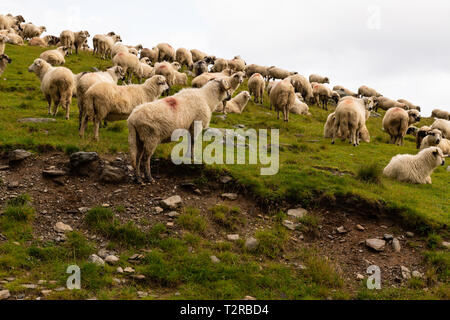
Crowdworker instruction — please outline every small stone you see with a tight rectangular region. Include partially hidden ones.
[42,169,67,178]
[69,152,99,168]
[116,267,124,274]
[245,237,259,251]
[210,255,220,263]
[392,238,401,252]
[78,207,89,213]
[406,232,414,238]
[283,220,298,231]
[41,290,52,296]
[9,149,32,162]
[154,207,164,214]
[88,254,105,266]
[166,222,174,228]
[227,234,240,241]
[412,271,423,279]
[129,254,144,261]
[105,255,119,265]
[287,208,307,219]
[131,275,146,280]
[356,274,365,280]
[22,284,38,289]
[365,239,386,252]
[137,291,148,298]
[161,196,183,210]
[220,176,233,184]
[0,290,11,300]
[124,267,135,273]
[401,266,411,280]
[0,165,9,171]
[244,296,257,300]
[442,241,450,249]
[337,226,348,234]
[54,222,73,233]
[100,165,127,184]
[221,193,238,201]
[8,181,19,188]
[97,249,109,259]
[356,225,365,231]
[383,234,394,241]
[167,211,180,218]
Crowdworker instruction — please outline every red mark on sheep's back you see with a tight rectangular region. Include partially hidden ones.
[165,97,178,111]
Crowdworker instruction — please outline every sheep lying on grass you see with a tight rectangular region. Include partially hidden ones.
[290,94,311,116]
[383,147,446,184]
[28,58,74,120]
[39,46,69,66]
[5,32,23,45]
[83,75,168,141]
[224,91,251,114]
[0,54,12,77]
[382,108,421,146]
[127,78,232,183]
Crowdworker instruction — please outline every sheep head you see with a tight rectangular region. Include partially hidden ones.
[28,58,47,74]
[363,97,375,111]
[1,54,12,64]
[430,147,446,166]
[408,110,421,124]
[426,129,442,145]
[113,66,126,81]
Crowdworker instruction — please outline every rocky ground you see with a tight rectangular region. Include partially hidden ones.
[0,149,443,300]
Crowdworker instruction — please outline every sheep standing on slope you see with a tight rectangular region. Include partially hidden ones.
[153,61,186,94]
[398,99,421,112]
[39,46,69,66]
[431,119,450,139]
[431,109,450,120]
[0,14,24,30]
[0,35,7,55]
[382,108,421,146]
[20,23,46,40]
[140,47,159,64]
[312,83,340,110]
[286,74,314,104]
[98,34,122,59]
[175,48,194,70]
[224,91,251,114]
[309,74,329,84]
[83,75,168,141]
[211,58,229,73]
[383,147,446,184]
[420,129,450,155]
[113,51,143,84]
[248,73,265,104]
[191,69,232,88]
[331,96,374,146]
[358,85,382,98]
[415,126,431,149]
[324,112,370,142]
[28,58,74,119]
[373,97,408,112]
[333,85,358,98]
[157,43,176,62]
[193,60,208,76]
[269,79,296,122]
[245,64,270,80]
[93,32,115,55]
[267,66,297,81]
[127,78,232,183]
[227,56,246,72]
[77,66,126,130]
[139,57,154,80]
[0,54,12,77]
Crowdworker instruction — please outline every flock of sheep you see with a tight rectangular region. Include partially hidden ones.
[1,13,449,185]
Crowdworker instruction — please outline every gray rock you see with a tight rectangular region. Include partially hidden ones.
[54,222,73,233]
[365,239,386,252]
[383,234,394,241]
[220,176,233,184]
[412,271,423,279]
[0,289,10,300]
[221,193,238,201]
[124,267,135,273]
[161,196,183,210]
[100,165,127,184]
[245,237,259,251]
[401,266,411,280]
[210,255,220,264]
[337,226,348,234]
[283,220,298,231]
[154,207,164,214]
[42,169,67,178]
[70,152,99,168]
[227,234,240,241]
[9,149,32,162]
[88,254,105,266]
[442,241,450,249]
[392,238,401,252]
[167,211,180,218]
[116,267,124,274]
[105,255,119,265]
[97,249,108,259]
[17,118,56,123]
[287,208,307,219]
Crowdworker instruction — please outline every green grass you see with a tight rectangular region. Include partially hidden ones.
[177,207,207,234]
[210,204,245,231]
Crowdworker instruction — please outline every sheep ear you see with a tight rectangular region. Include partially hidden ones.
[432,150,439,157]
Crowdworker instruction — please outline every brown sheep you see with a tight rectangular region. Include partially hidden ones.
[382,108,421,146]
[248,73,265,104]
[269,79,296,122]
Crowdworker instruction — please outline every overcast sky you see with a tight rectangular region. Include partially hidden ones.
[2,0,450,115]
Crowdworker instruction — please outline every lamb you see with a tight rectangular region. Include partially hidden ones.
[140,47,159,64]
[77,66,126,130]
[312,83,340,110]
[215,71,244,111]
[190,49,210,62]
[20,23,46,40]
[324,111,370,142]
[0,35,6,55]
[373,97,408,112]
[0,14,24,30]
[39,46,69,66]
[333,85,358,98]
[193,59,208,76]
[93,32,115,55]
[224,91,251,114]
[153,61,186,93]
[5,32,23,45]
[406,126,419,137]
[269,79,296,122]
[397,99,421,112]
[382,108,421,146]
[211,58,229,73]
[431,109,450,120]
[83,75,168,141]
[415,126,432,149]
[98,34,122,59]
[383,147,446,184]
[245,64,269,79]
[358,85,382,98]
[286,74,314,104]
[227,56,246,72]
[248,73,265,104]
[112,51,143,84]
[157,43,176,62]
[175,48,194,70]
[420,129,450,155]
[28,58,74,120]
[127,78,232,183]
[331,96,374,146]
[290,94,311,116]
[309,74,329,84]
[0,54,12,77]
[431,119,450,139]
[267,66,297,81]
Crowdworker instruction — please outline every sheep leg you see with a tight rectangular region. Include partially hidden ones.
[45,95,52,115]
[143,144,158,183]
[93,117,101,141]
[52,97,61,117]
[64,98,70,120]
[79,114,88,138]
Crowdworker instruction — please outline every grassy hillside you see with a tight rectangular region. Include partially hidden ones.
[1,43,448,234]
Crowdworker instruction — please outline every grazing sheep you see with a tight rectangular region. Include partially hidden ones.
[374,97,408,112]
[227,56,246,72]
[331,97,374,146]
[224,91,251,114]
[406,126,419,137]
[214,71,244,111]
[140,47,159,64]
[431,119,450,139]
[190,49,209,62]
[267,66,297,81]
[157,43,176,62]
[415,126,432,149]
[211,58,229,73]
[127,78,232,183]
[333,85,358,98]
[83,75,168,141]
[71,31,90,54]
[77,66,126,130]
[266,81,279,97]
[112,43,138,58]
[245,64,269,79]
[312,83,340,110]
[270,79,296,122]
[98,34,122,59]
[20,23,46,40]
[248,73,265,104]
[431,109,450,120]
[286,74,314,104]
[358,85,382,98]
[93,32,115,55]
[383,147,446,184]
[382,108,421,146]
[175,48,194,70]
[39,46,69,66]
[153,61,185,93]
[28,58,74,119]
[398,99,421,112]
[139,58,154,80]
[0,14,24,30]
[193,59,208,77]
[191,69,233,88]
[324,111,370,142]
[112,51,143,84]
[309,74,329,84]
[5,32,23,45]
[60,30,75,54]
[0,34,6,54]
[420,129,449,154]
[0,54,12,77]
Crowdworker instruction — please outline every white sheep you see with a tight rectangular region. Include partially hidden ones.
[127,78,232,183]
[431,119,450,139]
[0,54,12,77]
[5,32,23,45]
[83,75,168,141]
[431,109,450,121]
[358,85,382,98]
[39,46,69,66]
[153,61,186,93]
[112,51,143,84]
[176,48,194,70]
[0,34,6,55]
[383,147,447,184]
[0,14,24,30]
[312,83,340,110]
[269,79,296,122]
[324,111,370,142]
[93,32,115,55]
[267,66,297,81]
[248,73,265,104]
[191,69,233,88]
[382,108,421,145]
[286,74,314,104]
[98,34,122,59]
[139,58,154,80]
[157,43,176,62]
[224,91,251,114]
[245,64,270,79]
[420,129,450,155]
[227,56,246,72]
[140,47,159,64]
[290,94,311,116]
[309,74,329,84]
[20,23,46,40]
[28,58,74,119]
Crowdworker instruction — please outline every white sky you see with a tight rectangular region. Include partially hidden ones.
[2,0,450,116]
